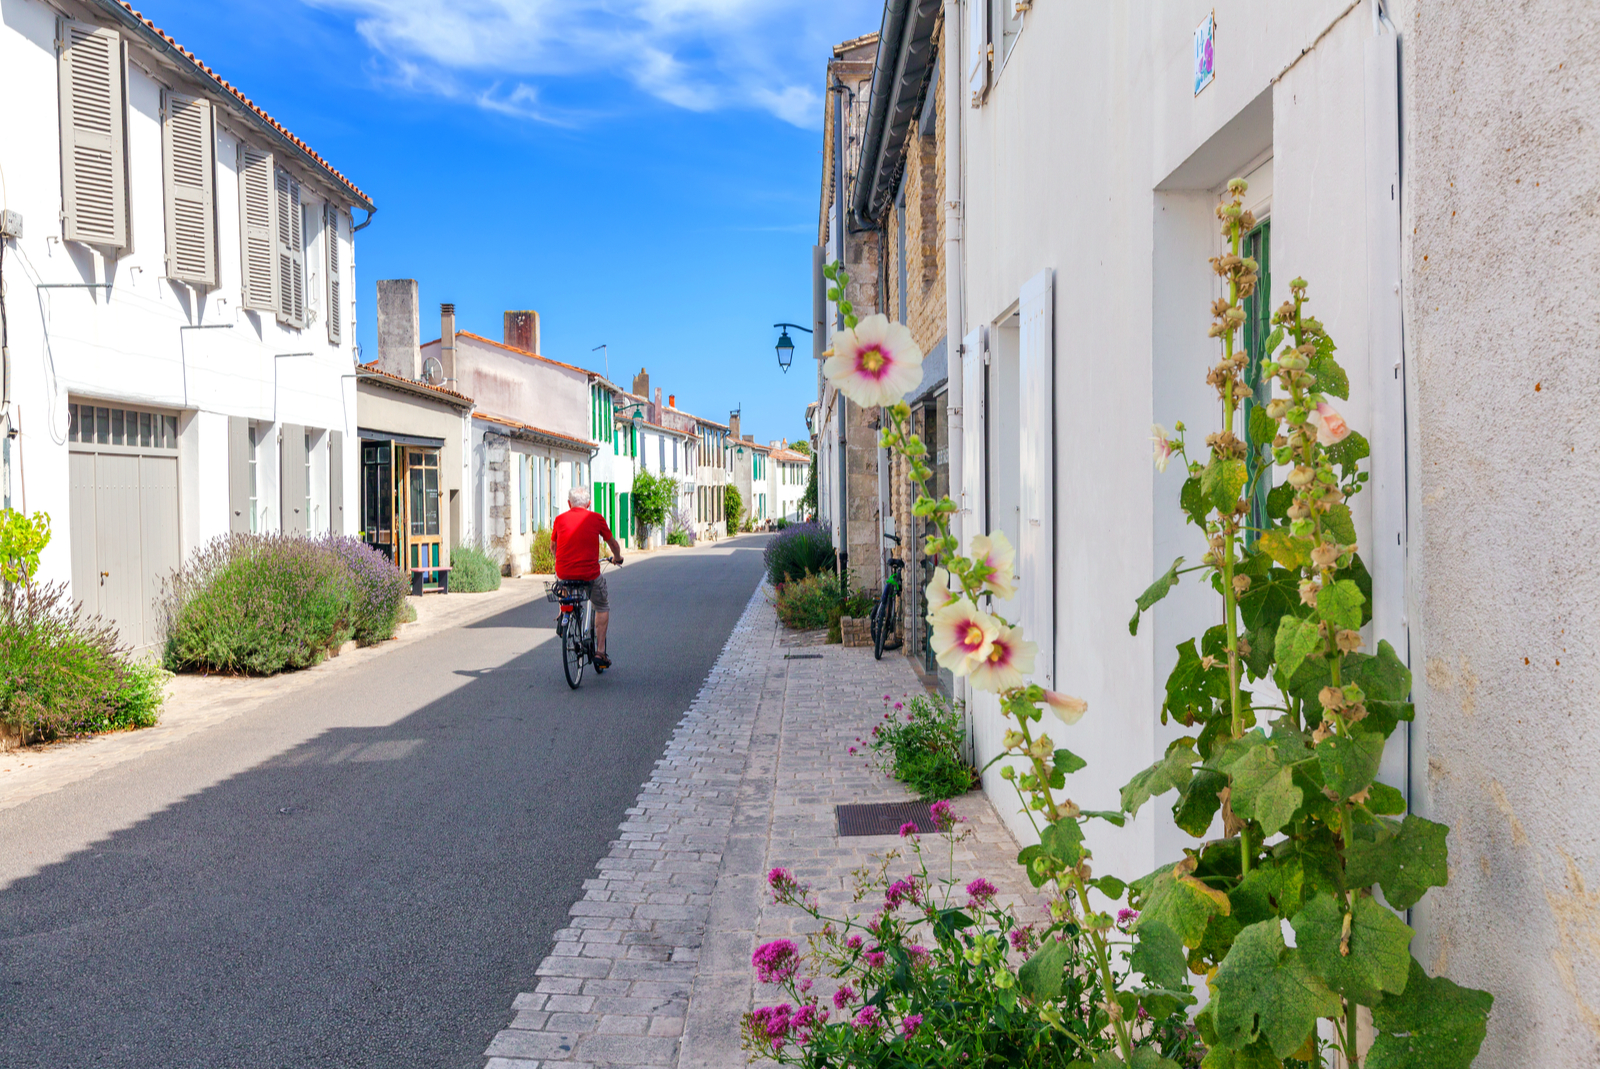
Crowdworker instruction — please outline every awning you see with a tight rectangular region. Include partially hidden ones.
[358,428,444,449]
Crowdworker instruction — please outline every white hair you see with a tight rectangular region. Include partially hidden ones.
[568,486,592,509]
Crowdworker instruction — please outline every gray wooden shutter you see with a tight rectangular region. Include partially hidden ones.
[325,205,342,345]
[227,416,251,533]
[280,424,307,532]
[328,430,344,534]
[960,326,986,549]
[274,170,305,327]
[1017,268,1054,689]
[58,18,128,249]
[161,91,216,287]
[238,144,277,311]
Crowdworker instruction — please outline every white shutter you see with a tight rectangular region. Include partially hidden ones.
[1018,268,1054,688]
[161,91,216,287]
[275,169,305,328]
[966,0,989,102]
[960,326,986,554]
[238,144,277,312]
[325,205,342,345]
[58,19,128,249]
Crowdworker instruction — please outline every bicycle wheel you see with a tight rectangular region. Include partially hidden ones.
[873,587,891,661]
[562,612,586,689]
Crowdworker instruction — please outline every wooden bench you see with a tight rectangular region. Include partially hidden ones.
[411,567,452,596]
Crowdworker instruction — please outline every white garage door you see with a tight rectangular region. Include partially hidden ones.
[67,401,182,651]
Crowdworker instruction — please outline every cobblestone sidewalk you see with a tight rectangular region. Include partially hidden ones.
[482,584,1042,1069]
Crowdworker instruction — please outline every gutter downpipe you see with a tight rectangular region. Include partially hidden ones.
[942,0,968,717]
[832,77,850,597]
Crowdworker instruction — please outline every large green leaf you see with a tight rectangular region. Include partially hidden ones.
[1210,920,1341,1059]
[1237,552,1299,630]
[1345,640,1413,704]
[1130,916,1188,989]
[1292,893,1414,1005]
[1265,481,1294,521]
[1257,529,1312,570]
[1134,863,1232,949]
[1019,817,1088,886]
[1275,615,1323,680]
[1163,639,1230,726]
[1181,475,1210,528]
[1203,457,1249,511]
[1017,936,1077,1001]
[1199,1039,1284,1069]
[1317,731,1385,801]
[1345,815,1450,911]
[1308,347,1349,399]
[1131,557,1184,636]
[1327,429,1371,480]
[1367,958,1493,1069]
[1173,769,1228,837]
[1122,738,1199,816]
[1223,742,1304,834]
[1316,579,1365,633]
[1091,1051,1181,1069]
[1246,405,1277,451]
[1322,502,1359,546]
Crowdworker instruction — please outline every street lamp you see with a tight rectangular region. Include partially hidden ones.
[772,322,812,373]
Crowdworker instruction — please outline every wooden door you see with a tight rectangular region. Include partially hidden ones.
[402,447,443,580]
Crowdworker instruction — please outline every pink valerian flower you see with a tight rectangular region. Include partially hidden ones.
[822,314,926,408]
[930,600,1001,675]
[1151,424,1177,472]
[928,800,957,831]
[751,1004,794,1049]
[790,1004,821,1042]
[1117,908,1140,931]
[854,1005,883,1030]
[1045,690,1089,725]
[966,878,999,907]
[967,622,1039,694]
[907,945,931,968]
[846,935,864,950]
[969,531,1018,600]
[752,940,801,984]
[901,1013,925,1037]
[832,983,858,1009]
[899,821,919,838]
[894,701,904,711]
[864,947,888,969]
[1008,925,1037,953]
[848,746,857,755]
[1309,401,1351,445]
[885,879,920,909]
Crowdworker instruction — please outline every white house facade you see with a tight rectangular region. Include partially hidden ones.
[768,446,808,523]
[0,0,369,648]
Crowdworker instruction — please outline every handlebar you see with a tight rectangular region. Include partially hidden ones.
[883,532,902,545]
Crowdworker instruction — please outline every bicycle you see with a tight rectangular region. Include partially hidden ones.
[871,535,906,661]
[546,562,618,689]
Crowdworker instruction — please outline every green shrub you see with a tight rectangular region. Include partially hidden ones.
[0,580,167,742]
[324,537,411,646]
[772,571,839,630]
[667,529,691,547]
[825,585,875,643]
[631,470,678,539]
[762,523,834,584]
[530,528,556,573]
[862,693,975,800]
[162,535,357,675]
[0,508,51,584]
[724,484,743,531]
[450,545,502,592]
[773,517,789,530]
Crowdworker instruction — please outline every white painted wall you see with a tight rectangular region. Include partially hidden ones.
[0,0,360,601]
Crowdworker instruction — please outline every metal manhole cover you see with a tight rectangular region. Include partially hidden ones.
[836,801,938,837]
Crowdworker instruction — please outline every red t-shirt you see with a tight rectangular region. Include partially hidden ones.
[552,507,614,581]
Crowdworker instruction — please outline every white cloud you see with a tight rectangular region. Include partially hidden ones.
[306,0,872,127]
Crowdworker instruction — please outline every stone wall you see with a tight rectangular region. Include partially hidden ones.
[482,433,511,571]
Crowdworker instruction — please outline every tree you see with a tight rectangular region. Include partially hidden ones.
[631,470,677,538]
[790,440,812,458]
[802,452,818,518]
[724,484,743,532]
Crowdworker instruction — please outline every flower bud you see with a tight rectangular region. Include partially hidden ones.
[1232,574,1251,595]
[1288,466,1315,487]
[1265,399,1289,419]
[1310,543,1341,569]
[1336,629,1364,653]
[1001,765,1017,781]
[1319,686,1345,711]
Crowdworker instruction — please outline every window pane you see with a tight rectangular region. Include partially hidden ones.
[165,416,178,446]
[139,412,152,447]
[409,461,426,536]
[110,408,124,446]
[424,463,440,535]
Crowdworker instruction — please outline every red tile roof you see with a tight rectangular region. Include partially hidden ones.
[357,362,473,405]
[426,332,598,377]
[473,412,597,451]
[769,448,810,463]
[93,1,372,209]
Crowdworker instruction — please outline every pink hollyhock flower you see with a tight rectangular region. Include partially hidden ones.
[899,821,919,838]
[902,1013,924,1037]
[854,1005,883,1030]
[969,531,1018,600]
[966,878,998,905]
[833,984,857,1009]
[1045,690,1089,726]
[1151,424,1176,472]
[822,314,926,408]
[930,600,1000,675]
[924,566,960,621]
[1309,401,1351,445]
[928,800,957,830]
[967,622,1038,693]
[752,939,801,984]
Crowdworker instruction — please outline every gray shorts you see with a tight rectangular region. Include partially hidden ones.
[587,574,609,611]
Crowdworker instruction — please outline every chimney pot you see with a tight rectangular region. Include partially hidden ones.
[632,367,651,399]
[375,279,421,380]
[668,394,675,409]
[504,310,540,353]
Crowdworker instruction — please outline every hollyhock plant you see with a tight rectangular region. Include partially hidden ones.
[968,531,1018,601]
[966,622,1037,693]
[924,566,960,618]
[929,600,999,675]
[821,314,926,409]
[1151,423,1177,472]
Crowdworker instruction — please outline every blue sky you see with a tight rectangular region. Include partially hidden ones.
[143,0,882,444]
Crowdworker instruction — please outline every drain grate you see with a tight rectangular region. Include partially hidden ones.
[836,801,938,837]
[784,654,824,660]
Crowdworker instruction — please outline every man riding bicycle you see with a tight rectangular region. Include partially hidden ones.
[552,486,624,669]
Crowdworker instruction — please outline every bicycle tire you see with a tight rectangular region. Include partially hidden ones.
[872,587,891,660]
[563,614,586,689]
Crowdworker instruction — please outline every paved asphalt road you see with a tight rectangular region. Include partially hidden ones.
[0,537,769,1068]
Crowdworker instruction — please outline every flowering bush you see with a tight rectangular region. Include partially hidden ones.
[861,693,974,800]
[1,580,167,743]
[321,536,411,646]
[668,506,697,546]
[772,570,843,631]
[741,807,1204,1068]
[449,544,502,592]
[531,527,556,573]
[763,521,836,585]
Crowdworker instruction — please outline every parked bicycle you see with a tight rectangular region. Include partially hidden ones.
[871,534,906,661]
[547,571,612,689]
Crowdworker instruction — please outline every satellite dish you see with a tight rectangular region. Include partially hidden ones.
[422,356,444,384]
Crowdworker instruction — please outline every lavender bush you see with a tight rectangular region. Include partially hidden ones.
[320,536,411,646]
[763,522,835,585]
[668,506,697,547]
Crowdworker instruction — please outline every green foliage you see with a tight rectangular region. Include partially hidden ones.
[764,523,836,585]
[450,545,502,592]
[666,528,692,546]
[0,509,51,584]
[771,570,840,630]
[724,484,743,531]
[530,527,556,573]
[630,469,678,532]
[862,693,975,800]
[1130,557,1183,635]
[0,580,167,742]
[802,449,818,516]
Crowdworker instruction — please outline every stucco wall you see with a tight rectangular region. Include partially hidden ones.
[1401,2,1600,1063]
[430,335,591,443]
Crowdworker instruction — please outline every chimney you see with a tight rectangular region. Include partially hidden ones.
[729,411,741,441]
[668,394,676,409]
[440,303,457,386]
[743,434,753,442]
[632,367,650,399]
[375,279,420,379]
[653,387,662,423]
[503,310,540,353]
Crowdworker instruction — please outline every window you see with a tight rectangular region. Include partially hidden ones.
[672,440,678,473]
[58,19,129,250]
[990,0,1023,69]
[304,431,312,529]
[238,144,276,312]
[67,402,178,450]
[249,425,259,532]
[408,452,441,537]
[519,455,528,535]
[658,434,665,472]
[325,205,343,344]
[161,91,217,286]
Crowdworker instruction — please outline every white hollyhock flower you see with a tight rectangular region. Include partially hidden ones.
[822,314,925,409]
[969,531,1017,601]
[930,600,1000,675]
[967,622,1038,693]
